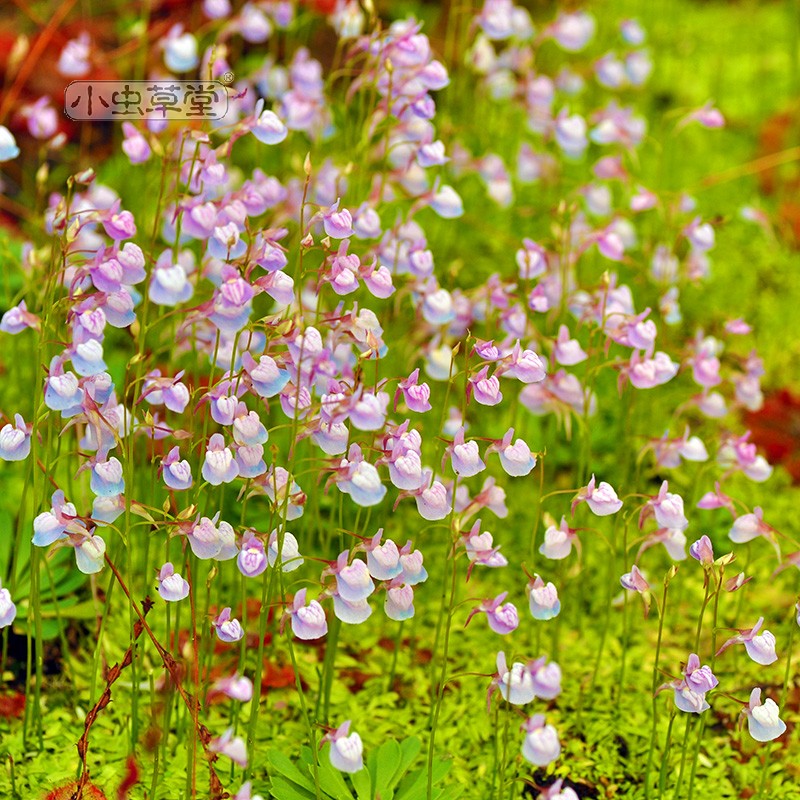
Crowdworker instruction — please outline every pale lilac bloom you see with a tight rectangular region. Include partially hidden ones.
[33,490,81,546]
[332,592,372,625]
[0,300,39,334]
[689,535,715,565]
[468,366,502,406]
[251,99,288,144]
[162,24,199,72]
[696,482,735,514]
[468,592,519,634]
[554,110,588,158]
[385,582,415,621]
[395,368,432,413]
[464,524,508,569]
[521,714,560,767]
[0,126,20,161]
[572,475,623,516]
[489,428,537,477]
[429,185,464,219]
[530,658,562,699]
[121,122,151,164]
[0,414,31,461]
[729,507,777,554]
[550,11,595,51]
[620,565,650,593]
[323,199,354,239]
[157,562,189,601]
[0,581,17,628]
[188,515,222,560]
[716,617,777,665]
[448,427,485,477]
[331,551,374,602]
[744,689,787,742]
[414,477,449,520]
[213,674,253,703]
[202,433,240,485]
[289,588,327,640]
[267,530,303,572]
[216,521,239,561]
[493,652,535,705]
[323,721,363,773]
[350,390,389,431]
[209,728,248,768]
[363,530,402,581]
[398,542,428,585]
[648,481,688,531]
[538,780,579,800]
[554,325,587,365]
[91,494,125,527]
[337,446,386,507]
[213,607,244,643]
[502,342,547,383]
[237,531,268,577]
[661,653,718,714]
[161,446,193,490]
[90,456,125,497]
[527,575,561,620]
[242,352,290,398]
[539,517,577,560]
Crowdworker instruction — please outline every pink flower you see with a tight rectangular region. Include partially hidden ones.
[289,588,328,640]
[572,475,623,516]
[213,607,244,642]
[716,617,777,665]
[467,592,519,634]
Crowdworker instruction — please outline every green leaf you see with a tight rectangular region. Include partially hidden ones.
[395,759,452,800]
[315,757,356,800]
[268,749,318,793]
[371,739,401,799]
[350,767,373,800]
[387,737,421,793]
[269,776,318,800]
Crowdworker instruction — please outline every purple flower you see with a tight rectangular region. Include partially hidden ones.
[267,530,303,572]
[395,368,432,413]
[398,542,428,585]
[323,200,354,239]
[0,126,20,162]
[209,728,248,768]
[521,714,561,767]
[744,688,787,742]
[289,588,328,640]
[429,185,464,218]
[237,531,268,578]
[539,517,577,560]
[213,607,244,643]
[414,477,449,521]
[331,552,375,602]
[157,562,189,601]
[363,531,402,581]
[212,674,253,703]
[554,325,588,366]
[121,123,151,164]
[188,515,222,560]
[468,366,502,407]
[251,99,288,144]
[620,565,650,593]
[493,652,535,705]
[716,617,777,665]
[33,490,80,546]
[242,352,290,398]
[0,414,31,461]
[91,494,124,526]
[202,434,240,486]
[572,475,623,516]
[489,428,537,477]
[90,456,125,497]
[689,534,714,567]
[161,446,193,491]
[322,721,363,773]
[468,592,519,634]
[0,581,17,628]
[647,481,688,531]
[0,300,39,334]
[332,592,372,624]
[448,427,485,477]
[527,575,561,620]
[384,582,415,621]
